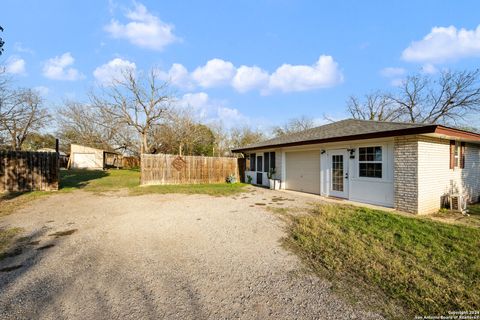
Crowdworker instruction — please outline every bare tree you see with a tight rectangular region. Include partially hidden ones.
[0,25,4,56]
[57,101,138,154]
[347,91,400,121]
[272,115,316,137]
[347,69,480,125]
[229,126,266,150]
[391,70,480,124]
[0,88,50,150]
[91,68,174,154]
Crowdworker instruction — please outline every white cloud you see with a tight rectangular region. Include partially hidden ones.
[232,66,269,93]
[104,2,179,51]
[13,42,34,54]
[421,63,438,74]
[267,55,343,93]
[157,63,194,89]
[93,58,136,85]
[177,92,247,125]
[402,25,480,63]
[191,59,236,88]
[43,52,84,81]
[380,67,406,77]
[380,67,407,87]
[159,55,343,94]
[5,56,26,74]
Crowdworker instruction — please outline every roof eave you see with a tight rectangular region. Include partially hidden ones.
[231,125,438,153]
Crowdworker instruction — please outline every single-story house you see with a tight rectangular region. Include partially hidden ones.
[69,144,121,170]
[232,119,480,215]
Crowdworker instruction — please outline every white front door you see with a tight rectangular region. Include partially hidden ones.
[328,150,349,198]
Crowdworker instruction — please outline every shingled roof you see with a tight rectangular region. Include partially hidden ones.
[232,119,437,152]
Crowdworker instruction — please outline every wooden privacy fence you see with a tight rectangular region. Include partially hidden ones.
[0,151,59,192]
[141,154,239,185]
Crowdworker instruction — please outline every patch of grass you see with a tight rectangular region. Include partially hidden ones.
[429,203,480,228]
[0,227,23,261]
[61,169,247,196]
[468,203,480,216]
[285,203,480,318]
[0,192,50,217]
[130,182,247,197]
[60,169,139,192]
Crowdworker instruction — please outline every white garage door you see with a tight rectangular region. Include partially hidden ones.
[286,150,320,194]
[73,153,97,169]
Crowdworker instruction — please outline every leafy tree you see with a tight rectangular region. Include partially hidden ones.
[22,132,56,151]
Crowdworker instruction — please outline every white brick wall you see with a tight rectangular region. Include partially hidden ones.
[394,136,419,213]
[416,137,479,214]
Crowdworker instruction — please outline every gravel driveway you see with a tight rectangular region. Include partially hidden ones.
[0,188,382,320]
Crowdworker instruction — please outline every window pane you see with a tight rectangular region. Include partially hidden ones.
[375,147,382,161]
[359,163,382,178]
[250,153,256,171]
[264,152,270,173]
[270,152,276,170]
[359,148,366,161]
[257,156,263,172]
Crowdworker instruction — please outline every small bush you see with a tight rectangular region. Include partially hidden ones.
[226,174,237,184]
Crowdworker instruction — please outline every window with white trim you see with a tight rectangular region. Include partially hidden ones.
[358,146,382,178]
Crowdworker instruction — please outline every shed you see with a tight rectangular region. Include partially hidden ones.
[69,144,121,170]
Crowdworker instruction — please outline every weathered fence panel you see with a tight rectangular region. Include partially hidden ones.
[0,151,59,192]
[141,154,239,185]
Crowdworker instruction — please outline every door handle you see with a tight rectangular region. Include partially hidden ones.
[345,172,349,179]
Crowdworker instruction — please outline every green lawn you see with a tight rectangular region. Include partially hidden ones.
[279,203,480,319]
[60,169,247,196]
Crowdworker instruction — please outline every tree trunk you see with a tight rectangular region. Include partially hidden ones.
[141,133,149,154]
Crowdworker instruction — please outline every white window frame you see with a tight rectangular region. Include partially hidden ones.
[357,145,384,180]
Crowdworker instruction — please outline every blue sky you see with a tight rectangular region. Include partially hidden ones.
[2,0,480,128]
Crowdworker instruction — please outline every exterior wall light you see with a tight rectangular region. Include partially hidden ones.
[347,148,355,159]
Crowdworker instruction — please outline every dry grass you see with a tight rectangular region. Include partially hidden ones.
[283,203,480,319]
[0,227,23,261]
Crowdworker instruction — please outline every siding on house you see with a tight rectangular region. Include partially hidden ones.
[464,143,480,203]
[417,137,480,214]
